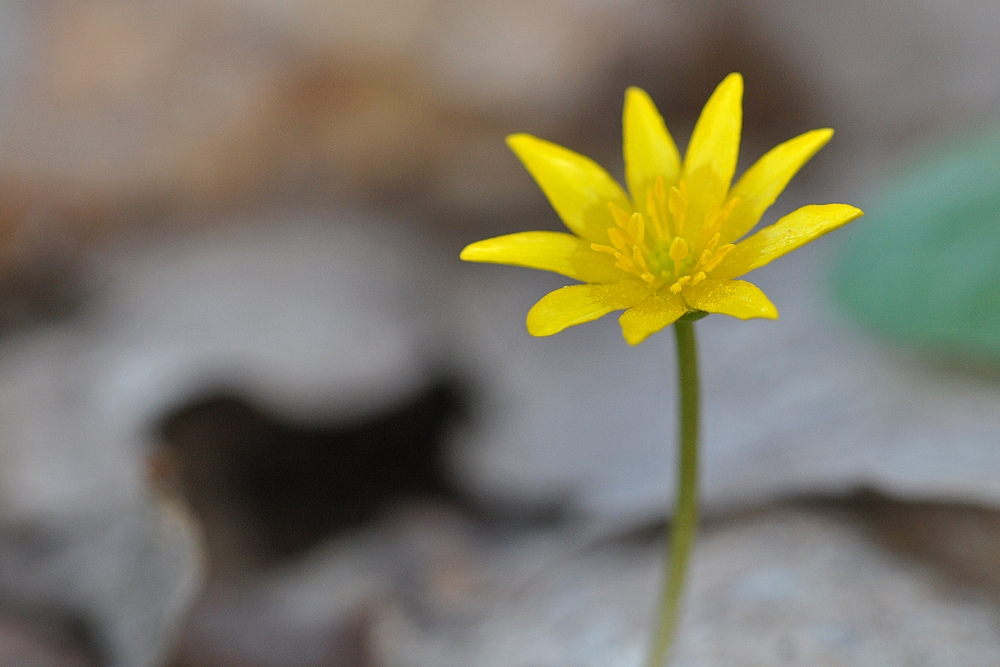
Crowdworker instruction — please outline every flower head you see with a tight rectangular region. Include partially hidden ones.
[461,73,863,344]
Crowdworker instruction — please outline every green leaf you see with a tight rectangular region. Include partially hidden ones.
[831,123,1000,361]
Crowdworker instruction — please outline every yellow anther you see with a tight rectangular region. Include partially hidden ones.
[704,243,735,272]
[705,232,721,254]
[700,197,739,249]
[591,243,617,255]
[607,228,631,254]
[653,176,670,237]
[632,245,649,272]
[668,181,688,237]
[645,190,667,241]
[608,202,632,230]
[699,249,712,266]
[641,272,657,283]
[691,271,707,285]
[669,275,692,294]
[628,212,645,244]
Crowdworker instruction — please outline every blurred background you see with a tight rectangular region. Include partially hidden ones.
[4,1,1000,666]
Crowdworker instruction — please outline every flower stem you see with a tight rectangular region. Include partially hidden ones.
[647,318,700,667]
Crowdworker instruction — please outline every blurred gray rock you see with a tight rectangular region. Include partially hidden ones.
[0,211,447,666]
[0,329,204,667]
[372,506,1000,666]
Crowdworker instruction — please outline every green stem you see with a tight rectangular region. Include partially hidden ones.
[647,318,700,667]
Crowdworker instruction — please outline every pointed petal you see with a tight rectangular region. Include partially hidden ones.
[721,128,834,244]
[618,291,688,345]
[713,204,864,280]
[623,87,681,213]
[681,73,743,231]
[460,231,622,283]
[526,280,651,337]
[507,133,632,244]
[683,278,778,320]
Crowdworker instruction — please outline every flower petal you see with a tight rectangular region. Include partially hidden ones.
[618,291,688,345]
[681,73,743,231]
[526,280,651,337]
[623,87,681,212]
[460,231,622,283]
[721,128,834,244]
[507,133,632,243]
[683,278,777,320]
[713,203,864,280]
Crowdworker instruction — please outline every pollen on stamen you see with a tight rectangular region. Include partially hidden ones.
[670,275,691,294]
[628,212,645,244]
[591,243,617,256]
[669,236,689,283]
[691,272,706,285]
[632,246,656,283]
[668,181,688,237]
[704,244,735,272]
[632,245,649,272]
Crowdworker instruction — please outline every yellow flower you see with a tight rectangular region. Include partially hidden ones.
[461,73,863,344]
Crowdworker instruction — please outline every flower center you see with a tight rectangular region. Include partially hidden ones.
[590,177,738,294]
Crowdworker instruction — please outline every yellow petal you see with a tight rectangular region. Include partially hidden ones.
[618,292,688,345]
[681,73,743,233]
[507,133,632,244]
[713,204,864,280]
[460,232,622,283]
[720,128,834,244]
[526,281,651,337]
[683,278,777,320]
[623,87,681,214]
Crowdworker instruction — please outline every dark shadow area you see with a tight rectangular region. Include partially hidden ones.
[850,490,1000,599]
[158,380,469,575]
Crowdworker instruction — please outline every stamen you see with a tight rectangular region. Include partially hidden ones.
[591,243,618,256]
[653,176,670,237]
[702,202,722,235]
[608,202,632,230]
[668,181,688,238]
[691,272,707,285]
[702,197,738,250]
[705,232,721,254]
[607,228,632,254]
[669,275,692,294]
[704,244,735,272]
[632,245,649,272]
[646,189,666,240]
[641,272,657,283]
[628,212,645,244]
